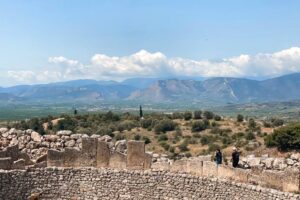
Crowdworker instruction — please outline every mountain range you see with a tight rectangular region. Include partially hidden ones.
[1,73,300,106]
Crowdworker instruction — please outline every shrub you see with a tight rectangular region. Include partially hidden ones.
[178,140,189,152]
[191,120,207,132]
[222,136,233,145]
[172,112,183,119]
[142,136,151,144]
[115,134,125,141]
[237,114,244,122]
[141,118,153,129]
[160,142,170,151]
[271,118,284,127]
[248,118,256,129]
[214,115,222,121]
[265,123,300,150]
[263,121,272,128]
[183,111,193,121]
[154,119,177,134]
[134,134,141,140]
[208,143,220,152]
[193,110,202,119]
[200,135,210,145]
[158,134,168,141]
[245,132,255,140]
[203,111,214,120]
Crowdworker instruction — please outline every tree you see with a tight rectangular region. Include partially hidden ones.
[237,114,244,122]
[248,118,256,129]
[265,123,300,151]
[183,111,192,121]
[139,105,143,119]
[193,110,202,119]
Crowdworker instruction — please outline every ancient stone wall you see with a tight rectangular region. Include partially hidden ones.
[0,168,299,200]
[153,158,300,193]
[47,139,151,170]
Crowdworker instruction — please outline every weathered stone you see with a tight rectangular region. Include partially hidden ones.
[109,151,127,169]
[31,131,41,142]
[99,135,112,142]
[12,159,25,169]
[96,141,110,167]
[63,148,81,167]
[47,149,64,167]
[0,157,12,170]
[44,135,59,142]
[115,140,127,153]
[19,152,34,165]
[80,137,97,167]
[65,139,75,147]
[127,140,146,170]
[7,144,19,161]
[56,130,72,136]
[36,154,47,163]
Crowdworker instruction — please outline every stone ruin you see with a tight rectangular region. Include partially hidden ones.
[0,138,151,170]
[47,138,151,170]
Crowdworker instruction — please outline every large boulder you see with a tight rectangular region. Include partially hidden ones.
[57,130,72,136]
[0,127,8,134]
[290,153,300,161]
[44,135,59,142]
[31,131,41,142]
[115,140,127,153]
[65,139,75,147]
[99,135,112,142]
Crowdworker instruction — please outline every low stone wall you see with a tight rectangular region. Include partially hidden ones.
[47,139,151,170]
[0,168,299,200]
[152,158,300,193]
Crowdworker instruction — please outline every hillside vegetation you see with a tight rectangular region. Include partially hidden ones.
[5,110,300,158]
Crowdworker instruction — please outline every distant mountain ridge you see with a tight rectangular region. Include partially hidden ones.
[1,73,300,105]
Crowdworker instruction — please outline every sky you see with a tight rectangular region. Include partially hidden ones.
[1,0,300,86]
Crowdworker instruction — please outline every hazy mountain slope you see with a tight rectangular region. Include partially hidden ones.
[131,73,300,104]
[1,73,300,105]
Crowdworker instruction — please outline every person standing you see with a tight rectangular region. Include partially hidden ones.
[232,147,240,168]
[215,149,222,165]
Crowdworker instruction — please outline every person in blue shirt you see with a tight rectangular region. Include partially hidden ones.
[215,149,222,165]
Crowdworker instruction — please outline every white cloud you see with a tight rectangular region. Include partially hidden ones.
[6,47,300,85]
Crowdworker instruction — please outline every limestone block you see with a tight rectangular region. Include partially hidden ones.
[170,160,188,172]
[127,140,145,170]
[18,152,32,165]
[31,131,41,142]
[109,151,127,169]
[64,148,81,167]
[12,159,25,169]
[144,153,152,169]
[202,161,217,177]
[217,165,235,180]
[0,157,12,170]
[186,160,203,176]
[151,161,170,171]
[96,141,110,168]
[0,149,7,158]
[6,144,19,161]
[47,149,64,167]
[36,154,47,163]
[81,137,97,167]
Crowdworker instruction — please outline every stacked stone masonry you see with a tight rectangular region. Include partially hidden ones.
[0,168,299,200]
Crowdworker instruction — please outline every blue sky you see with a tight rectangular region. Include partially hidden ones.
[1,0,300,86]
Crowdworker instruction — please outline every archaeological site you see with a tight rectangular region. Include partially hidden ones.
[0,128,300,199]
